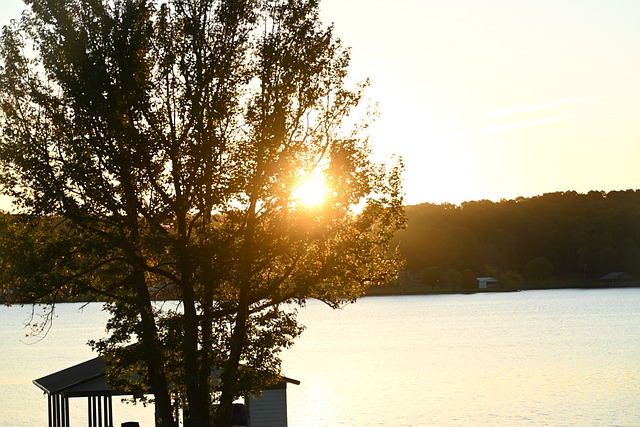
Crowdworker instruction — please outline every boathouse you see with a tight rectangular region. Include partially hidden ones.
[476,276,498,289]
[33,356,299,427]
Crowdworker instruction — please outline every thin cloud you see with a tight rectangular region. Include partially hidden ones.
[466,115,574,136]
[486,97,600,118]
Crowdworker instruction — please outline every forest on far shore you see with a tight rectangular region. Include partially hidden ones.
[388,190,640,293]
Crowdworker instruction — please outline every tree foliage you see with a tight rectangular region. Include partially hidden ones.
[395,190,640,283]
[0,1,404,425]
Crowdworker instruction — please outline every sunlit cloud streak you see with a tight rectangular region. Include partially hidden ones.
[467,115,574,136]
[486,97,600,118]
[462,96,600,137]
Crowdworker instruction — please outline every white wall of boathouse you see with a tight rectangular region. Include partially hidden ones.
[246,388,289,427]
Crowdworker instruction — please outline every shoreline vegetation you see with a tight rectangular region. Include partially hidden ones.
[388,190,640,299]
[3,279,639,304]
[4,280,639,304]
[365,278,640,297]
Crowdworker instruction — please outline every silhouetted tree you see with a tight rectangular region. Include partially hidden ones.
[0,1,404,425]
[420,266,442,289]
[524,257,555,284]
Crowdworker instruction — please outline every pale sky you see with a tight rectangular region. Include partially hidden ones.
[2,1,640,205]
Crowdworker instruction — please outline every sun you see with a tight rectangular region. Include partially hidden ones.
[292,171,326,208]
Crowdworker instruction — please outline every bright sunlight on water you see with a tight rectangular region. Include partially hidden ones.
[1,288,639,426]
[282,289,640,426]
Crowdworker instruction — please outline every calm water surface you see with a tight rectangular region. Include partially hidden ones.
[1,288,639,426]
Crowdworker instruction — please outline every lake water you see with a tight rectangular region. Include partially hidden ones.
[1,288,639,426]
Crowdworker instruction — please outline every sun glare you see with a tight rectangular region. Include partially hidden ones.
[293,172,326,208]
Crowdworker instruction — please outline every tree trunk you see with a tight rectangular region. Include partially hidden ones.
[216,194,256,427]
[215,300,249,427]
[176,207,212,426]
[133,270,178,427]
[182,290,211,426]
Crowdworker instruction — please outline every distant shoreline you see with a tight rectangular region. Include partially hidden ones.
[4,281,639,305]
[365,280,640,297]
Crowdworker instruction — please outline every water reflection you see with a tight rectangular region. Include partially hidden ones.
[283,289,640,426]
[1,289,639,426]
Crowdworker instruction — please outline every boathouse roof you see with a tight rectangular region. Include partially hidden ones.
[33,357,128,397]
[34,355,299,397]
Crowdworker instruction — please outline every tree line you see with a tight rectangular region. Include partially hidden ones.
[393,190,640,289]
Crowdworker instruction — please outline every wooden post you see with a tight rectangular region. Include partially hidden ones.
[87,396,93,427]
[54,394,61,427]
[89,395,97,427]
[48,394,54,427]
[98,395,103,427]
[104,395,113,427]
[63,396,70,427]
[88,396,92,427]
